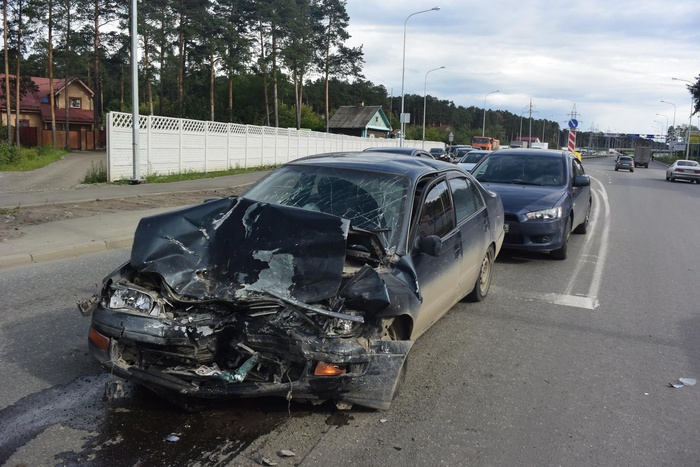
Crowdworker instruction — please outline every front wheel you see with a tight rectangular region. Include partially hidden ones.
[551,217,571,260]
[466,247,494,302]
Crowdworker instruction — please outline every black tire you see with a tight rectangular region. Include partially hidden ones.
[551,217,571,260]
[573,200,591,234]
[615,168,618,171]
[630,168,634,172]
[666,173,670,181]
[381,319,408,401]
[466,246,495,302]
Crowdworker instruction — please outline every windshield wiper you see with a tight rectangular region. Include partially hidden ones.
[511,179,543,186]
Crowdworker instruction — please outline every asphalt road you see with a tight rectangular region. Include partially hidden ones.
[1,157,699,466]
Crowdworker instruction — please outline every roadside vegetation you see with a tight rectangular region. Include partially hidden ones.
[0,143,68,171]
[82,161,108,183]
[141,166,278,184]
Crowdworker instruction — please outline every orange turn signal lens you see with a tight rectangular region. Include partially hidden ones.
[314,361,347,376]
[89,327,110,351]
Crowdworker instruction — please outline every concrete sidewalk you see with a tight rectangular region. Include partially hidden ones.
[0,171,268,269]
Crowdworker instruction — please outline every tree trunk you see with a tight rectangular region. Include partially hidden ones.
[228,75,233,123]
[258,23,269,126]
[177,1,185,111]
[93,0,101,148]
[14,0,21,146]
[209,53,215,121]
[49,0,56,147]
[271,27,278,128]
[144,35,153,114]
[3,0,11,143]
[64,5,71,149]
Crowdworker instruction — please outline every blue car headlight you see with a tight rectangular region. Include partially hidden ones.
[525,206,562,220]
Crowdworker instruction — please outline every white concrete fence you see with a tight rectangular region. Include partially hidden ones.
[106,112,442,182]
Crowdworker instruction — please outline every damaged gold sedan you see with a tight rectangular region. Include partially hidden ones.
[79,152,504,410]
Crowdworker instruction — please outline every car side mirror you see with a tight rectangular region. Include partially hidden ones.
[415,235,443,257]
[573,175,590,187]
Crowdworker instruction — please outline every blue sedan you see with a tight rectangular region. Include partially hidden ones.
[80,152,504,411]
[471,149,591,260]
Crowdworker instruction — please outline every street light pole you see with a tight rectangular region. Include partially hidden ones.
[672,77,695,159]
[660,100,677,147]
[422,66,445,149]
[400,6,440,147]
[482,90,500,136]
[656,113,668,142]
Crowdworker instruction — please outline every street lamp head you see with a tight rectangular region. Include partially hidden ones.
[431,6,440,11]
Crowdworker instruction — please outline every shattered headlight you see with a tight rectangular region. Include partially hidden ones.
[525,206,562,220]
[109,284,164,316]
[325,312,364,337]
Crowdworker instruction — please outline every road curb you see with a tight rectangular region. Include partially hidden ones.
[0,236,135,270]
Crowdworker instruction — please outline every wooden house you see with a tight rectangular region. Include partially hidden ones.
[328,105,392,138]
[0,76,98,149]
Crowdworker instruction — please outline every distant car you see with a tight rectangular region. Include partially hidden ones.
[615,156,635,172]
[447,145,473,157]
[429,147,445,157]
[457,150,491,171]
[363,147,435,159]
[429,147,452,163]
[472,149,592,260]
[666,159,700,183]
[80,152,504,411]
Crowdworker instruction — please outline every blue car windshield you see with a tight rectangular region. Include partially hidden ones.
[244,166,409,251]
[473,154,565,186]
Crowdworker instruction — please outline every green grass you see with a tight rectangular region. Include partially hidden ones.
[140,165,279,184]
[0,144,68,171]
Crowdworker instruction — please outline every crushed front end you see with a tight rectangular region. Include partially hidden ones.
[80,197,416,410]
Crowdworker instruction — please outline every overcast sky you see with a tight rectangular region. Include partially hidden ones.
[344,0,699,136]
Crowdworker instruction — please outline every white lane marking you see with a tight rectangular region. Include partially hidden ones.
[545,292,599,310]
[556,177,610,309]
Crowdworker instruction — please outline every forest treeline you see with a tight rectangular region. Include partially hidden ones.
[3,0,674,148]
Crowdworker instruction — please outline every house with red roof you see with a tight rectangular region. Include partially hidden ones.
[0,76,98,149]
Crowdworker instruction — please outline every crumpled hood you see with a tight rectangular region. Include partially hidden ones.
[480,183,566,216]
[130,197,350,303]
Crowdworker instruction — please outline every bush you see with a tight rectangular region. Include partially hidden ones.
[83,160,108,183]
[0,143,22,165]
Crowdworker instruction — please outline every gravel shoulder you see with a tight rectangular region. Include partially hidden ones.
[0,150,253,241]
[0,187,246,241]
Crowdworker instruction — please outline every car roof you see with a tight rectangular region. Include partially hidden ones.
[287,151,460,180]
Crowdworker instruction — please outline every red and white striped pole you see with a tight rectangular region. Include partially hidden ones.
[568,129,576,152]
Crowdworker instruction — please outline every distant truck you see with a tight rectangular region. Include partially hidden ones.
[633,147,652,168]
[530,142,549,150]
[472,136,500,151]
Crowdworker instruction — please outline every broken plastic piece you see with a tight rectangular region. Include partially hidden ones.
[278,450,296,457]
[253,454,277,466]
[219,353,260,383]
[165,434,180,442]
[77,295,100,316]
[104,380,125,400]
[670,377,697,388]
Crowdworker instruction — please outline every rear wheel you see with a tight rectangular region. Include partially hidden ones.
[551,217,571,260]
[466,246,494,302]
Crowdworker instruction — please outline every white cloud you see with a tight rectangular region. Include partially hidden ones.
[345,0,700,134]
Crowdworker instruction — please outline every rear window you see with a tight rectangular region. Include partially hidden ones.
[619,157,633,162]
